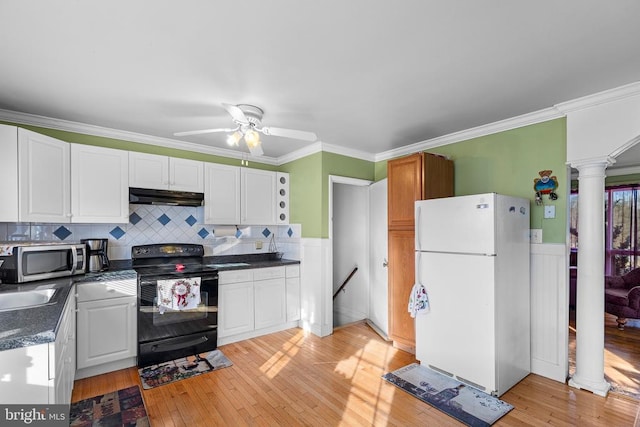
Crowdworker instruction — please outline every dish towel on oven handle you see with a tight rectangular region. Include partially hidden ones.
[157,277,201,314]
[408,283,430,318]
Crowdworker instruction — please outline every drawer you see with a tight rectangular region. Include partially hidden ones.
[219,269,253,284]
[285,265,300,278]
[76,279,137,302]
[253,266,285,281]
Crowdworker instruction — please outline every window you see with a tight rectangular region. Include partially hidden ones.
[572,185,640,275]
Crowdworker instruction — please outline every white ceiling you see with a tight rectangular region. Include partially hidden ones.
[1,1,640,163]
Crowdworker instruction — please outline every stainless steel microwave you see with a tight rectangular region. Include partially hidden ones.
[0,242,86,284]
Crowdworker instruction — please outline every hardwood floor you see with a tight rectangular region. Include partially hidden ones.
[72,322,640,426]
[569,310,640,399]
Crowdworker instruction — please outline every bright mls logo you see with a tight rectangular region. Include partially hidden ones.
[1,405,68,426]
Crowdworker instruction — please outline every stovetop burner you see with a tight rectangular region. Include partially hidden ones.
[131,243,217,276]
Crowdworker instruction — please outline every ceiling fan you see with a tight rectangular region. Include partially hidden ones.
[174,103,317,156]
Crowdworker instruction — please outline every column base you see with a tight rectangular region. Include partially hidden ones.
[568,375,610,397]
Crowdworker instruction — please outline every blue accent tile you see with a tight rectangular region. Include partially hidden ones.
[235,228,242,238]
[198,228,210,239]
[157,214,171,226]
[185,215,197,227]
[287,227,293,237]
[110,226,126,240]
[129,212,142,225]
[262,228,271,238]
[53,226,72,240]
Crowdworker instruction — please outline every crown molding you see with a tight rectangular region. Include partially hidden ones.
[0,108,279,166]
[276,141,376,164]
[374,107,563,163]
[555,81,640,114]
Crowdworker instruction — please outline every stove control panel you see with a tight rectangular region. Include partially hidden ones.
[131,244,204,259]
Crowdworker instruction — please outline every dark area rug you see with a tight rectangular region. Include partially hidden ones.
[69,385,149,427]
[138,349,233,389]
[382,363,513,427]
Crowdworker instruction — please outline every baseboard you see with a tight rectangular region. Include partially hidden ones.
[75,357,137,380]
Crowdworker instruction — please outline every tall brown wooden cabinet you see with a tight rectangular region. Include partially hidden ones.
[387,152,454,352]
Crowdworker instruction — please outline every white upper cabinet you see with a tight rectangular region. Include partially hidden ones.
[18,128,71,223]
[129,152,203,192]
[0,125,18,222]
[71,144,129,223]
[241,168,276,225]
[204,163,241,224]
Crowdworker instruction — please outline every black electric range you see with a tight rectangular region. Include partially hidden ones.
[132,243,219,367]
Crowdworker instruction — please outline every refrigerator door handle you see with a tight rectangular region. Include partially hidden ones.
[416,251,421,280]
[416,205,422,250]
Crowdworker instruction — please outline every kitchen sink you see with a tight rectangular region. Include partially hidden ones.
[0,288,58,311]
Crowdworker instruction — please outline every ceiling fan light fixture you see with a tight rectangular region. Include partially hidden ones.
[244,129,260,148]
[227,131,242,146]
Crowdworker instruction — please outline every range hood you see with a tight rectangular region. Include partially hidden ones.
[129,187,204,207]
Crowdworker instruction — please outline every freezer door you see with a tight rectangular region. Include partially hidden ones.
[415,193,495,255]
[415,251,496,394]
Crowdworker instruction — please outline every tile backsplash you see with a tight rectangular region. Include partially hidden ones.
[0,205,301,261]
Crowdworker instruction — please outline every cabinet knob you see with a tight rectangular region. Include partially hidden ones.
[383,258,388,268]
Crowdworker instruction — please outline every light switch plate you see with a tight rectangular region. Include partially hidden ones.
[531,229,543,244]
[544,205,556,219]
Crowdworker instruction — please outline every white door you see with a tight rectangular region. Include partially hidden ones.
[415,251,497,393]
[169,157,204,192]
[241,168,276,224]
[368,179,388,336]
[415,193,496,254]
[204,163,241,224]
[18,129,71,222]
[71,144,129,223]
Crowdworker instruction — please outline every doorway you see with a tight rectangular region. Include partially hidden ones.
[329,176,388,334]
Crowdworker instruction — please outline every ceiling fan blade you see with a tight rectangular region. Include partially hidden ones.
[261,127,317,142]
[174,128,236,137]
[222,103,249,124]
[247,143,264,156]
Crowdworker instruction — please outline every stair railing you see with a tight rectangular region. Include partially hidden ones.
[333,266,358,300]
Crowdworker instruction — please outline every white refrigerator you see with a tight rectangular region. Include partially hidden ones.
[414,193,530,397]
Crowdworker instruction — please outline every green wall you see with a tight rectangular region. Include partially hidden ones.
[376,118,568,244]
[280,151,375,238]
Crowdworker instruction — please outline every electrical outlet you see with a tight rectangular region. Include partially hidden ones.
[255,241,263,250]
[544,205,556,219]
[530,229,543,244]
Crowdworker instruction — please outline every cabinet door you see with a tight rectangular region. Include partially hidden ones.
[388,229,416,350]
[129,152,168,190]
[218,282,254,337]
[169,157,204,192]
[387,153,423,230]
[254,278,286,329]
[53,289,76,404]
[71,144,129,223]
[0,124,18,221]
[18,129,71,222]
[241,168,276,225]
[286,277,301,322]
[204,163,241,224]
[76,296,137,369]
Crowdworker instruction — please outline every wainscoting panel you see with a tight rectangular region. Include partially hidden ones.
[300,238,333,337]
[530,243,568,383]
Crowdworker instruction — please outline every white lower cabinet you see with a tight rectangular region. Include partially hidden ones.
[218,265,300,345]
[76,279,137,379]
[0,287,76,404]
[286,265,301,322]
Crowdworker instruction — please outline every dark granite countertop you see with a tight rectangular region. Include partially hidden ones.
[0,253,299,352]
[0,278,74,351]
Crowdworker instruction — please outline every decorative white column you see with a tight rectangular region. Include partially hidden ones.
[568,158,613,397]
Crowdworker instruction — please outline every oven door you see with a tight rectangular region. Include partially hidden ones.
[138,271,218,366]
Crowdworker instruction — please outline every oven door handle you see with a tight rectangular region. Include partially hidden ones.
[150,335,209,353]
